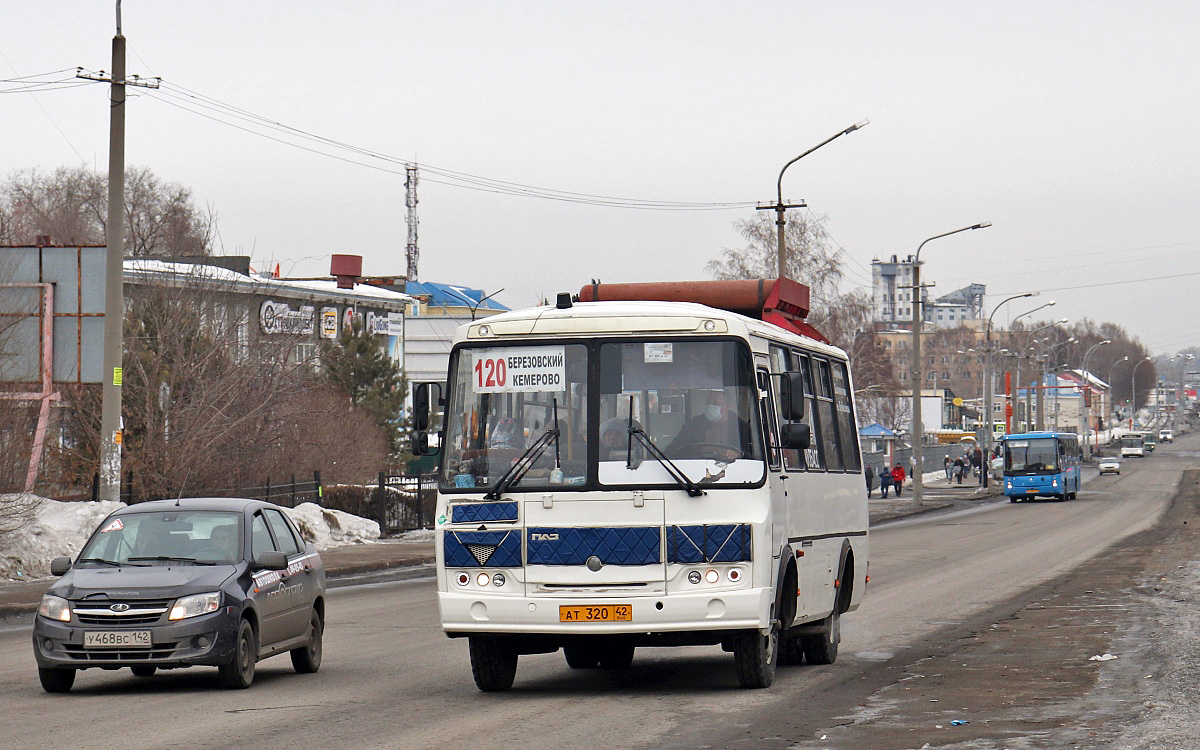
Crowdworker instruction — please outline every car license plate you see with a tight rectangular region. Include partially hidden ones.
[559,604,631,622]
[83,630,152,649]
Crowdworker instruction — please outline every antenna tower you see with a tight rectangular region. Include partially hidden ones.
[405,165,419,281]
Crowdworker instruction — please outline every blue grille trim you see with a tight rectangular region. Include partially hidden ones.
[667,524,752,564]
[527,527,661,566]
[451,502,518,524]
[443,530,523,568]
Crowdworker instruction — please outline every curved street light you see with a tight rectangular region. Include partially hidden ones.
[1081,339,1111,458]
[1130,356,1154,422]
[910,221,992,506]
[765,120,869,279]
[979,292,1036,485]
[1106,355,1130,425]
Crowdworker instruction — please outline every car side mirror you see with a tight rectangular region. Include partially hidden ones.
[780,422,811,450]
[50,557,72,576]
[778,372,806,421]
[253,550,289,571]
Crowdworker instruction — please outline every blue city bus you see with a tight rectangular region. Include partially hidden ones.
[1001,431,1082,502]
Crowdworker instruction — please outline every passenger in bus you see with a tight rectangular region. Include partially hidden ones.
[598,417,644,463]
[666,390,751,462]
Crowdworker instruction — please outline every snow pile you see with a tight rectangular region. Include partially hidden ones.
[0,496,125,581]
[284,502,380,549]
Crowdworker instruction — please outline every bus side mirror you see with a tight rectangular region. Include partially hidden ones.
[780,422,811,450]
[413,382,442,431]
[779,372,806,421]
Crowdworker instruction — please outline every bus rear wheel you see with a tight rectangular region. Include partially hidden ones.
[802,607,841,666]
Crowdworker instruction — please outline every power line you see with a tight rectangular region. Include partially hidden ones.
[135,79,757,211]
[994,268,1200,297]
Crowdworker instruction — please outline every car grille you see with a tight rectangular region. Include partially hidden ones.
[62,643,179,661]
[71,597,172,626]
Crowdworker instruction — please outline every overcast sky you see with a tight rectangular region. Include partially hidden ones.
[4,2,1198,354]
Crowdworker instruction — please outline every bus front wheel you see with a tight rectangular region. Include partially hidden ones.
[733,624,778,689]
[469,636,518,692]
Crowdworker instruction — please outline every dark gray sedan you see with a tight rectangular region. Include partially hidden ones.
[33,497,325,692]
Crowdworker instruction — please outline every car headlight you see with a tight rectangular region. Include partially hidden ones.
[168,592,221,621]
[38,595,71,622]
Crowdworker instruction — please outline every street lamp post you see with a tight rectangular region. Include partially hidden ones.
[1006,303,1058,434]
[981,293,1036,485]
[1130,357,1152,424]
[1172,354,1195,421]
[1080,340,1111,459]
[1037,336,1076,430]
[1107,356,1129,424]
[762,120,869,279]
[910,221,992,506]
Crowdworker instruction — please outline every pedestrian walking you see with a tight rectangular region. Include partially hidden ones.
[891,463,906,497]
[864,465,875,498]
[943,455,951,482]
[953,456,965,484]
[879,467,893,498]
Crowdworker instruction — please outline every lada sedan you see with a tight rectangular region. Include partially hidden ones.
[1097,457,1121,475]
[33,497,325,692]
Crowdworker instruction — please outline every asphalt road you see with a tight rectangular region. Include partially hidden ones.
[0,436,1188,750]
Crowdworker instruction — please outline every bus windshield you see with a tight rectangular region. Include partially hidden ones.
[1004,438,1059,473]
[439,339,765,493]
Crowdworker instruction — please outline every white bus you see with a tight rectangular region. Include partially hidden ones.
[413,280,868,691]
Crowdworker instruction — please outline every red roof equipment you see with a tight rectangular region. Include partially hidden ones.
[577,278,827,343]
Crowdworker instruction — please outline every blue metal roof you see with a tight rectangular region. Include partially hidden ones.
[406,281,510,311]
[858,423,896,437]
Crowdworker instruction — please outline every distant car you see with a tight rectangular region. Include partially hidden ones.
[33,497,325,693]
[1159,429,1174,443]
[1098,457,1121,475]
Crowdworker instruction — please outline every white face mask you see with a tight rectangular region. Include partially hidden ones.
[704,404,724,422]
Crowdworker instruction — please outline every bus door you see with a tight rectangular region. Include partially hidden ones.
[756,353,787,559]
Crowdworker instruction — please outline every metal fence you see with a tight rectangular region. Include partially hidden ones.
[99,470,324,507]
[374,472,437,534]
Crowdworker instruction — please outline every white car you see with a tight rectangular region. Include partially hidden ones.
[1098,457,1121,475]
[1159,429,1174,443]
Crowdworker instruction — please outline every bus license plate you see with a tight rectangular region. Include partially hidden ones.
[84,630,152,649]
[559,604,632,623]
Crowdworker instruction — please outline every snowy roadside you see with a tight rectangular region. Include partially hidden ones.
[0,495,381,582]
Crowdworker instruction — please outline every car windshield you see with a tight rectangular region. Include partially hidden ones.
[77,511,244,565]
[1004,438,1059,473]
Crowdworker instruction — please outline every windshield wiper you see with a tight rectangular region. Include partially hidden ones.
[76,557,126,567]
[483,399,562,500]
[627,423,705,497]
[127,555,216,566]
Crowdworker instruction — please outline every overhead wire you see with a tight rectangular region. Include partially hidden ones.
[138,79,757,211]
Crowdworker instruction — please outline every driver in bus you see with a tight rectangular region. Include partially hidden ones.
[666,389,751,462]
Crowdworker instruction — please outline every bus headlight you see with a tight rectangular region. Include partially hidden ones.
[492,573,506,587]
[455,572,471,586]
[688,570,702,585]
[476,573,491,587]
[727,568,742,583]
[705,569,720,584]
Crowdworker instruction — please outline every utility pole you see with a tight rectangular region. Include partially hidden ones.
[79,2,158,501]
[405,165,419,282]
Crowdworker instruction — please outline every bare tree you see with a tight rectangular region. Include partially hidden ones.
[0,166,214,256]
[858,393,913,434]
[707,212,844,302]
[53,270,388,500]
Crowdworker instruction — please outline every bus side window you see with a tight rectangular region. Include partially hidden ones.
[758,368,781,470]
[832,360,861,472]
[814,357,844,471]
[793,350,825,472]
[769,346,803,471]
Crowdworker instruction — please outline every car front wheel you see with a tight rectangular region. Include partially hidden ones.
[38,667,76,693]
[219,619,257,689]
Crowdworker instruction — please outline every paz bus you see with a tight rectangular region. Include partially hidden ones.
[412,278,868,691]
[1000,431,1082,502]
